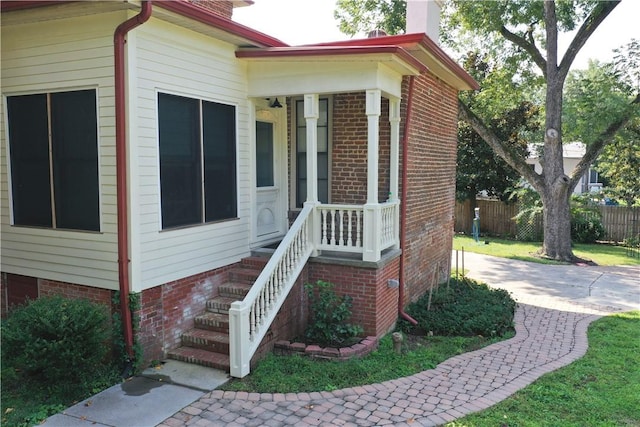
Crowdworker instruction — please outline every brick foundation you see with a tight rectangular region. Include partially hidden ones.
[308,253,401,337]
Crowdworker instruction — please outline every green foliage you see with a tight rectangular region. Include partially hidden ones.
[596,117,640,206]
[448,311,640,427]
[563,60,635,146]
[457,97,539,202]
[220,332,510,393]
[570,194,605,243]
[402,277,516,338]
[511,186,606,243]
[112,291,144,373]
[1,295,111,387]
[304,280,363,347]
[334,0,405,37]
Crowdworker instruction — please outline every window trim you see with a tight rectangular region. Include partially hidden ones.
[4,87,102,233]
[290,95,332,209]
[156,90,239,231]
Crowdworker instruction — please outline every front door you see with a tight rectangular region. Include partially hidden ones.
[253,108,287,245]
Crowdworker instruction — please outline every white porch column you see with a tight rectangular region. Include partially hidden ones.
[389,97,401,250]
[366,90,381,204]
[363,90,382,262]
[304,94,319,203]
[389,97,400,202]
[303,94,321,256]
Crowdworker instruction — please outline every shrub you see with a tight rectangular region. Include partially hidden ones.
[304,280,363,347]
[570,199,605,243]
[1,295,112,386]
[402,277,516,337]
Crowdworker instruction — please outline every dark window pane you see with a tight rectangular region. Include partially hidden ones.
[159,93,201,228]
[203,101,236,221]
[51,90,99,231]
[7,94,52,227]
[295,98,329,207]
[256,121,274,187]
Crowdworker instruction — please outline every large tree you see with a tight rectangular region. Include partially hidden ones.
[335,0,639,261]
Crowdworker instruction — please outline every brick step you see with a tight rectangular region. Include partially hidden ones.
[167,347,230,372]
[240,256,270,269]
[218,281,252,299]
[194,311,229,333]
[229,267,262,283]
[206,296,237,314]
[181,329,229,353]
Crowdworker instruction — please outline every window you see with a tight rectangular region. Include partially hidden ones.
[256,121,274,187]
[158,93,237,229]
[7,90,100,231]
[295,98,329,207]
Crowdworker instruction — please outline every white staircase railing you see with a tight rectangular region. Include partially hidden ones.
[229,203,314,378]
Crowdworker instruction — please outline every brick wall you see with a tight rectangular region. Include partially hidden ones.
[308,256,400,337]
[332,93,391,204]
[188,0,234,19]
[138,265,232,362]
[400,73,459,305]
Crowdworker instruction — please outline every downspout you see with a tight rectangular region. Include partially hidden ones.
[114,1,152,362]
[399,76,418,325]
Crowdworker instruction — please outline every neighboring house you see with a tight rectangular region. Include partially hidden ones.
[527,142,602,194]
[0,0,477,377]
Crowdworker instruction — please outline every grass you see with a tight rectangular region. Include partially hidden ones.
[452,234,640,266]
[1,365,121,427]
[447,311,640,427]
[219,332,512,393]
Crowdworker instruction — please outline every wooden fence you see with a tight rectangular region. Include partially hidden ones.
[455,199,640,243]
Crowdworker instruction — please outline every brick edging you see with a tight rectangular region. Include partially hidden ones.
[274,336,378,361]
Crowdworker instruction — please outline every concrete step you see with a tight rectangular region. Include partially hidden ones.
[181,329,229,354]
[194,311,229,333]
[167,347,230,372]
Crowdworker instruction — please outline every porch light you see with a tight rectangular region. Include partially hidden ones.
[269,97,283,108]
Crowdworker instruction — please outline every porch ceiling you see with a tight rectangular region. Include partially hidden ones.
[237,46,426,99]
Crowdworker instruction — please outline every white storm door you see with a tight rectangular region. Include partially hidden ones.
[255,121,282,238]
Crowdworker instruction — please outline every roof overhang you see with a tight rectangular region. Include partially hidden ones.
[309,33,479,91]
[237,45,426,99]
[0,0,286,48]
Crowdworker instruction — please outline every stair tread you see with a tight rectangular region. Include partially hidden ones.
[168,347,230,369]
[183,329,229,343]
[195,311,229,321]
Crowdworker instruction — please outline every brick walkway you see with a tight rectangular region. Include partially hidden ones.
[159,298,616,427]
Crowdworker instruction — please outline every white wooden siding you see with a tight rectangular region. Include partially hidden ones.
[1,12,124,290]
[132,19,252,290]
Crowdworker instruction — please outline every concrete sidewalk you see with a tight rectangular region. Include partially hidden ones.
[43,252,638,427]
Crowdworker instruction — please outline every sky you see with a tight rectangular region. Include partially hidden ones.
[233,0,639,70]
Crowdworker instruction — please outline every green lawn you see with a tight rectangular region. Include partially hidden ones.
[447,311,640,427]
[452,235,640,266]
[220,332,511,393]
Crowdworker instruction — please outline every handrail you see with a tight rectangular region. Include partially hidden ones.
[228,203,314,378]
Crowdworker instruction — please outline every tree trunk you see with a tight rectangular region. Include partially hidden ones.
[541,189,574,260]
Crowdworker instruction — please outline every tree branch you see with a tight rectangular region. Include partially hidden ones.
[500,25,547,77]
[569,93,640,189]
[558,1,620,82]
[458,99,545,191]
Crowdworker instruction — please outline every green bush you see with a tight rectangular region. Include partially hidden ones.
[1,295,112,386]
[304,280,363,347]
[402,277,516,337]
[571,205,605,243]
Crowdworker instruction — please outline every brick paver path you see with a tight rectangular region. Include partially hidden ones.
[159,297,619,427]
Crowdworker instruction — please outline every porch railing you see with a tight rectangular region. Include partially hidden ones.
[317,201,399,254]
[229,203,314,378]
[229,200,399,378]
